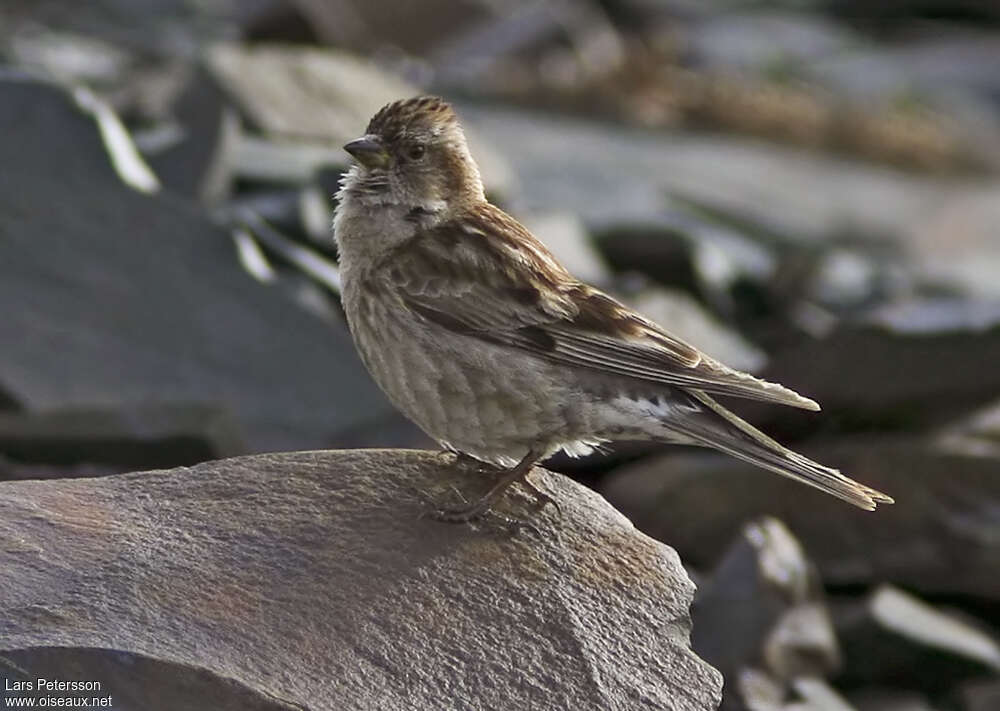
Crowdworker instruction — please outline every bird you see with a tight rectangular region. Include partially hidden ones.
[333,95,893,523]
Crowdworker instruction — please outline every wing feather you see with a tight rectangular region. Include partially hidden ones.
[383,204,819,411]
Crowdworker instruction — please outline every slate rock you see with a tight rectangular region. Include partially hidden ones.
[0,648,304,711]
[848,689,937,711]
[693,518,839,711]
[142,64,239,203]
[627,289,766,373]
[0,455,123,483]
[743,299,1000,437]
[521,211,611,287]
[457,103,1000,251]
[951,677,1000,711]
[0,75,410,454]
[686,12,857,73]
[693,518,812,696]
[601,435,1000,599]
[0,404,247,471]
[204,44,511,196]
[0,449,722,711]
[833,585,1000,694]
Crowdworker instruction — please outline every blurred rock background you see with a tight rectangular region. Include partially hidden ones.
[0,0,998,708]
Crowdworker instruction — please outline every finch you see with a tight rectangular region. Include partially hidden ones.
[333,96,893,522]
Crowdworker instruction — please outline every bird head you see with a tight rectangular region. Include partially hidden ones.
[343,96,485,214]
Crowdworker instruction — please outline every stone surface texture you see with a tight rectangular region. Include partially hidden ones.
[0,449,722,711]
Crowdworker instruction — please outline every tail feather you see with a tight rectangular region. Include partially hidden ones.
[669,390,894,510]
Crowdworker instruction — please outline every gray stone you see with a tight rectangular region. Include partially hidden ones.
[693,518,838,711]
[521,211,611,286]
[601,436,1000,599]
[204,43,511,196]
[834,585,1000,693]
[626,289,766,373]
[0,449,723,711]
[939,398,1000,460]
[951,677,1000,711]
[745,299,1000,437]
[693,519,808,694]
[788,678,857,711]
[807,30,1000,102]
[848,689,937,711]
[142,65,240,203]
[0,648,304,711]
[458,104,1000,264]
[0,75,411,453]
[0,404,247,472]
[0,455,122,483]
[687,12,858,73]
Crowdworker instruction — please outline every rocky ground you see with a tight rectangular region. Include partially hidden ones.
[0,1,998,709]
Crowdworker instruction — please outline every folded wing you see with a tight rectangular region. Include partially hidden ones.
[386,204,819,411]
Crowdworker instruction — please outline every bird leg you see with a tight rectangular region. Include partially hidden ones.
[442,450,554,510]
[434,448,545,523]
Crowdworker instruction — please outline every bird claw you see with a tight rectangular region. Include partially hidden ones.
[519,480,561,517]
[430,506,541,536]
[425,449,548,534]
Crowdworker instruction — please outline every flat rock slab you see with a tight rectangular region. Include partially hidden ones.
[0,75,408,453]
[0,449,721,711]
[602,435,1000,600]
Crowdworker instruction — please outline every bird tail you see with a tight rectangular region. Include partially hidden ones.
[661,391,894,511]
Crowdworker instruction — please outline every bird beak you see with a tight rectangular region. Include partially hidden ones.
[344,135,389,169]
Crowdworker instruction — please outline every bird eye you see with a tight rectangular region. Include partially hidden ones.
[407,144,426,160]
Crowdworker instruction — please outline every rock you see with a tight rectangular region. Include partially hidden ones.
[834,585,1000,694]
[287,0,623,90]
[0,0,283,57]
[789,677,858,711]
[693,518,839,710]
[287,0,491,55]
[204,43,414,143]
[737,667,787,711]
[204,43,511,196]
[458,103,1000,263]
[686,11,858,73]
[693,519,810,693]
[848,689,937,711]
[742,299,1000,438]
[951,677,1000,711]
[733,671,860,711]
[807,29,1000,103]
[0,404,247,471]
[939,398,1000,458]
[601,435,1000,599]
[0,75,413,454]
[764,603,840,682]
[626,289,767,373]
[594,221,701,297]
[6,26,135,86]
[229,133,344,184]
[521,211,611,286]
[0,455,123,483]
[142,65,240,203]
[0,449,723,711]
[0,648,304,711]
[593,208,777,314]
[907,192,1000,297]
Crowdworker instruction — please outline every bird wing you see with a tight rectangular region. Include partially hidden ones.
[384,204,818,410]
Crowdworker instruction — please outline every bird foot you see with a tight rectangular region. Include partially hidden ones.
[518,479,561,516]
[429,500,540,536]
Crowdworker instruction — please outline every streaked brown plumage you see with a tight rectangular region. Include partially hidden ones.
[334,96,893,521]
